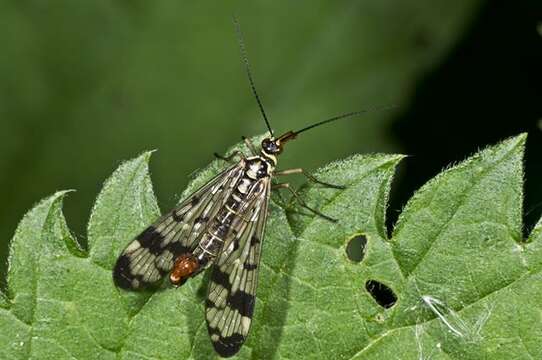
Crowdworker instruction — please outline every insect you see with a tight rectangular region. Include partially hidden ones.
[113,17,381,358]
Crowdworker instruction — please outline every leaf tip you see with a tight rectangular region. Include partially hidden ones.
[134,150,157,166]
[503,133,527,148]
[389,153,408,163]
[144,149,158,158]
[45,189,76,212]
[36,189,75,210]
[56,189,76,197]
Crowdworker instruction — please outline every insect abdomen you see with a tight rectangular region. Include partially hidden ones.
[190,175,256,269]
[169,254,199,286]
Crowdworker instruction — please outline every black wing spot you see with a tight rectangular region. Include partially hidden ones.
[113,255,134,289]
[166,241,190,256]
[211,268,231,289]
[172,212,184,222]
[250,235,260,245]
[228,290,254,318]
[113,249,168,290]
[211,333,245,358]
[191,196,200,206]
[243,263,257,270]
[137,226,165,255]
[205,299,216,309]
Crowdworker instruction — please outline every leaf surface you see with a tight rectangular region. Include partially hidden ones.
[1,134,541,359]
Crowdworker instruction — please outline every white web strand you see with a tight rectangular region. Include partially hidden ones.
[421,295,464,337]
[421,295,493,341]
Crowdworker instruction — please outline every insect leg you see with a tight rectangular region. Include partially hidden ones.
[214,150,245,163]
[272,183,337,222]
[275,168,345,189]
[241,136,259,156]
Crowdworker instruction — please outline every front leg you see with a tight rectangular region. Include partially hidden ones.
[272,183,337,222]
[275,168,345,189]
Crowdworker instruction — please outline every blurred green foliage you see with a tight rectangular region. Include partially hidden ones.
[0,0,483,282]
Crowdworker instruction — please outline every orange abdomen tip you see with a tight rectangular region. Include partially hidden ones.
[169,254,200,286]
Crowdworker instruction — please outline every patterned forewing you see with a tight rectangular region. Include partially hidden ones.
[206,179,270,357]
[113,164,245,289]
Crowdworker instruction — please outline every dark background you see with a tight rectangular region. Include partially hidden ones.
[0,0,540,286]
[389,0,542,234]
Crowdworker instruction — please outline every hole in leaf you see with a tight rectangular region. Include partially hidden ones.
[365,280,397,309]
[346,234,367,262]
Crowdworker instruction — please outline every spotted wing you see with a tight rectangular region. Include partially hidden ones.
[113,163,245,289]
[205,178,271,357]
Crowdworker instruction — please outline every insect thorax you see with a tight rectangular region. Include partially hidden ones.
[245,156,275,180]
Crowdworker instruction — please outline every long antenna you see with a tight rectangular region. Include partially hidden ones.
[293,105,396,137]
[233,16,273,137]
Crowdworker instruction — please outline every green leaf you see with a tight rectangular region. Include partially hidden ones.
[1,134,541,359]
[88,150,160,271]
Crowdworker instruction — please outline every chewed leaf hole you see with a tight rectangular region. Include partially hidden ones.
[346,234,367,262]
[365,280,397,308]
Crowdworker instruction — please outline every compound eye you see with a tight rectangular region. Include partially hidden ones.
[262,139,274,152]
